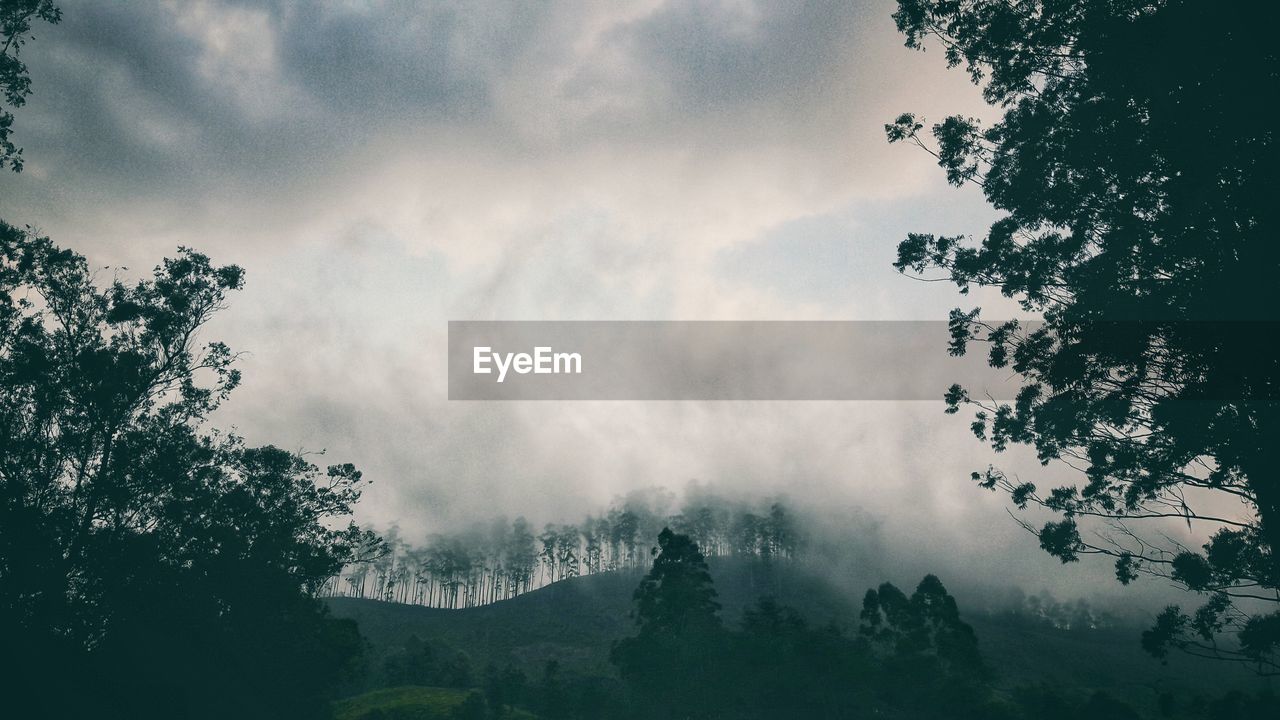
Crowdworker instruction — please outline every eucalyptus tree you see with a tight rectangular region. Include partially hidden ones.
[611,528,725,718]
[887,0,1280,670]
[507,516,537,597]
[323,494,811,608]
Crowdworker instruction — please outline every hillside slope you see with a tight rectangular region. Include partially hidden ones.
[327,557,1266,703]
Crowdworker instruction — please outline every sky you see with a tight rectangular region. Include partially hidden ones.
[0,0,1193,602]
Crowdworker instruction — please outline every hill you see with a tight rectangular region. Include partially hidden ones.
[327,557,1268,710]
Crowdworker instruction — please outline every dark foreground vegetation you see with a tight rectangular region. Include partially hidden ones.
[327,530,1275,720]
[0,221,375,717]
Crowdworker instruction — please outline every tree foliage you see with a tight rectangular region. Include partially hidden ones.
[0,0,59,171]
[611,528,725,719]
[886,0,1280,672]
[861,575,984,678]
[610,537,1018,719]
[0,223,375,718]
[629,527,723,636]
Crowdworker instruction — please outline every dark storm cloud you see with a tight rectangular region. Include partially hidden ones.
[8,0,499,200]
[7,0,887,193]
[268,1,498,118]
[17,1,226,185]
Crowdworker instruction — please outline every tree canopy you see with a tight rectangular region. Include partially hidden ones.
[611,528,724,718]
[629,527,723,636]
[0,0,60,171]
[886,0,1280,672]
[0,223,376,718]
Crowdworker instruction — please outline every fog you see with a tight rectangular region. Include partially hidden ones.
[0,0,1202,609]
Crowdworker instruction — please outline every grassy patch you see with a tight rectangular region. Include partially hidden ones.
[333,686,469,720]
[334,686,539,720]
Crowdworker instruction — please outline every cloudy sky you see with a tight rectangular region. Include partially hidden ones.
[0,0,1181,600]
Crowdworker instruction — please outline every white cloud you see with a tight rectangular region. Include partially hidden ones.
[0,0,1105,597]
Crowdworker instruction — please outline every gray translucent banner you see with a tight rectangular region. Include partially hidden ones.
[448,321,1023,401]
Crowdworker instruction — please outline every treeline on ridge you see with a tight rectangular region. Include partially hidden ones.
[321,488,805,608]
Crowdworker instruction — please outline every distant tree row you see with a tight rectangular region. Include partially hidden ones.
[610,528,987,719]
[319,488,805,608]
[603,528,1258,719]
[977,586,1121,633]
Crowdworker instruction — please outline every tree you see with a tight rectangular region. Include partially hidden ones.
[860,575,990,715]
[860,575,984,677]
[0,0,59,171]
[628,527,721,637]
[611,528,725,719]
[886,0,1280,671]
[0,224,375,717]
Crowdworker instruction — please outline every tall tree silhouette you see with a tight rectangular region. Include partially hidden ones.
[860,575,984,678]
[860,575,990,715]
[0,225,376,718]
[612,528,725,719]
[886,0,1280,671]
[630,528,722,636]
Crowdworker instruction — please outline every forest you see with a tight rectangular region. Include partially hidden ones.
[320,490,803,608]
[321,525,1274,719]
